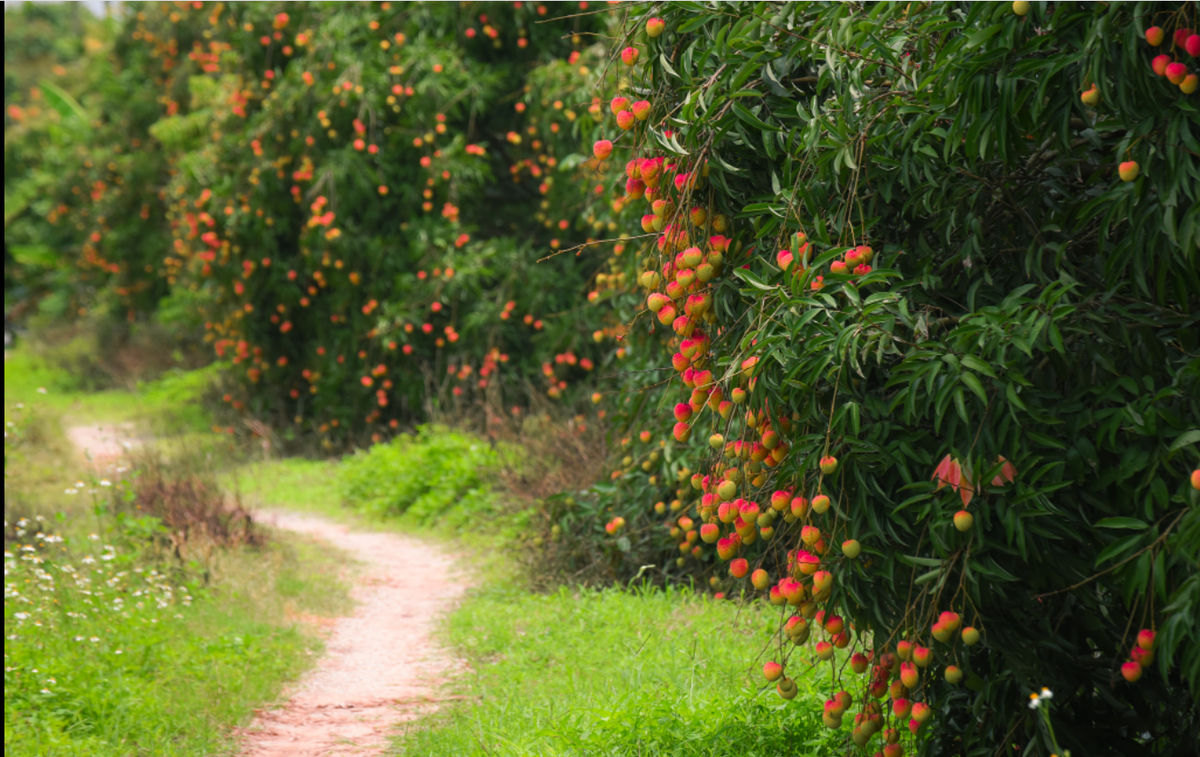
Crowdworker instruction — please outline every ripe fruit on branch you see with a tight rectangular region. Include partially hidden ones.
[1012,1,1029,15]
[939,611,961,632]
[944,665,964,684]
[632,100,651,120]
[605,517,625,535]
[751,568,770,590]
[911,702,932,723]
[892,698,912,718]
[717,479,737,500]
[819,455,839,475]
[593,140,613,160]
[1145,26,1164,46]
[1130,646,1154,666]
[1192,469,1200,490]
[616,110,636,130]
[763,661,783,681]
[811,494,831,514]
[1166,62,1188,85]
[673,422,692,442]
[610,96,629,114]
[1188,34,1200,57]
[900,662,919,688]
[1081,84,1100,107]
[962,626,981,645]
[1183,74,1198,94]
[912,646,932,667]
[621,46,640,66]
[1121,661,1143,682]
[646,17,666,38]
[1119,161,1140,182]
[850,652,869,674]
[729,557,749,578]
[953,510,974,531]
[791,496,809,518]
[1137,629,1157,651]
[932,621,953,643]
[1151,55,1171,76]
[700,523,719,543]
[842,539,861,558]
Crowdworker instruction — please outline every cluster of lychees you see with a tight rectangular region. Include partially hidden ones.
[1147,25,1200,94]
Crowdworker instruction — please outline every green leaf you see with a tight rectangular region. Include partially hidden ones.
[960,372,988,404]
[961,355,997,378]
[731,102,780,132]
[38,79,91,125]
[1094,518,1149,530]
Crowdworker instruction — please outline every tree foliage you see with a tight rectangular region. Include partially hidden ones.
[566,2,1200,755]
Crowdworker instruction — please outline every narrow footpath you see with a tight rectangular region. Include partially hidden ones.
[66,426,469,757]
[236,511,467,757]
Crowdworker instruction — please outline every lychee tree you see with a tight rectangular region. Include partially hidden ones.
[6,2,639,440]
[570,2,1200,755]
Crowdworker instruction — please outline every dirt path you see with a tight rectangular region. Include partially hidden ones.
[237,510,468,757]
[61,421,469,754]
[65,422,140,468]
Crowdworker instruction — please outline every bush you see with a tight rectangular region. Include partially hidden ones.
[6,2,629,442]
[338,425,504,525]
[558,3,1200,756]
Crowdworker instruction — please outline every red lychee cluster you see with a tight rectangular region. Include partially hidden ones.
[1121,629,1157,682]
[1146,25,1199,94]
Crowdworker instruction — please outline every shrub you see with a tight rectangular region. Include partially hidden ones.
[562,3,1200,756]
[338,425,504,525]
[6,2,627,441]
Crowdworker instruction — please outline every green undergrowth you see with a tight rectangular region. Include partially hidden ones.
[338,425,521,526]
[396,585,841,757]
[3,486,354,756]
[4,345,355,757]
[231,425,532,538]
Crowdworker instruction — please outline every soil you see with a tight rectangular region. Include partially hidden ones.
[234,510,468,757]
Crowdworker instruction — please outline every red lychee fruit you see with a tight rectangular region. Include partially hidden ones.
[1121,661,1143,682]
[1137,629,1157,651]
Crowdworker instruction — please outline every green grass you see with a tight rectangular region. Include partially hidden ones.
[396,585,842,757]
[4,345,216,432]
[226,457,345,521]
[3,514,354,757]
[4,341,356,756]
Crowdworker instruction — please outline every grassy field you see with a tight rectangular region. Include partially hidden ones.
[396,585,841,757]
[3,346,355,757]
